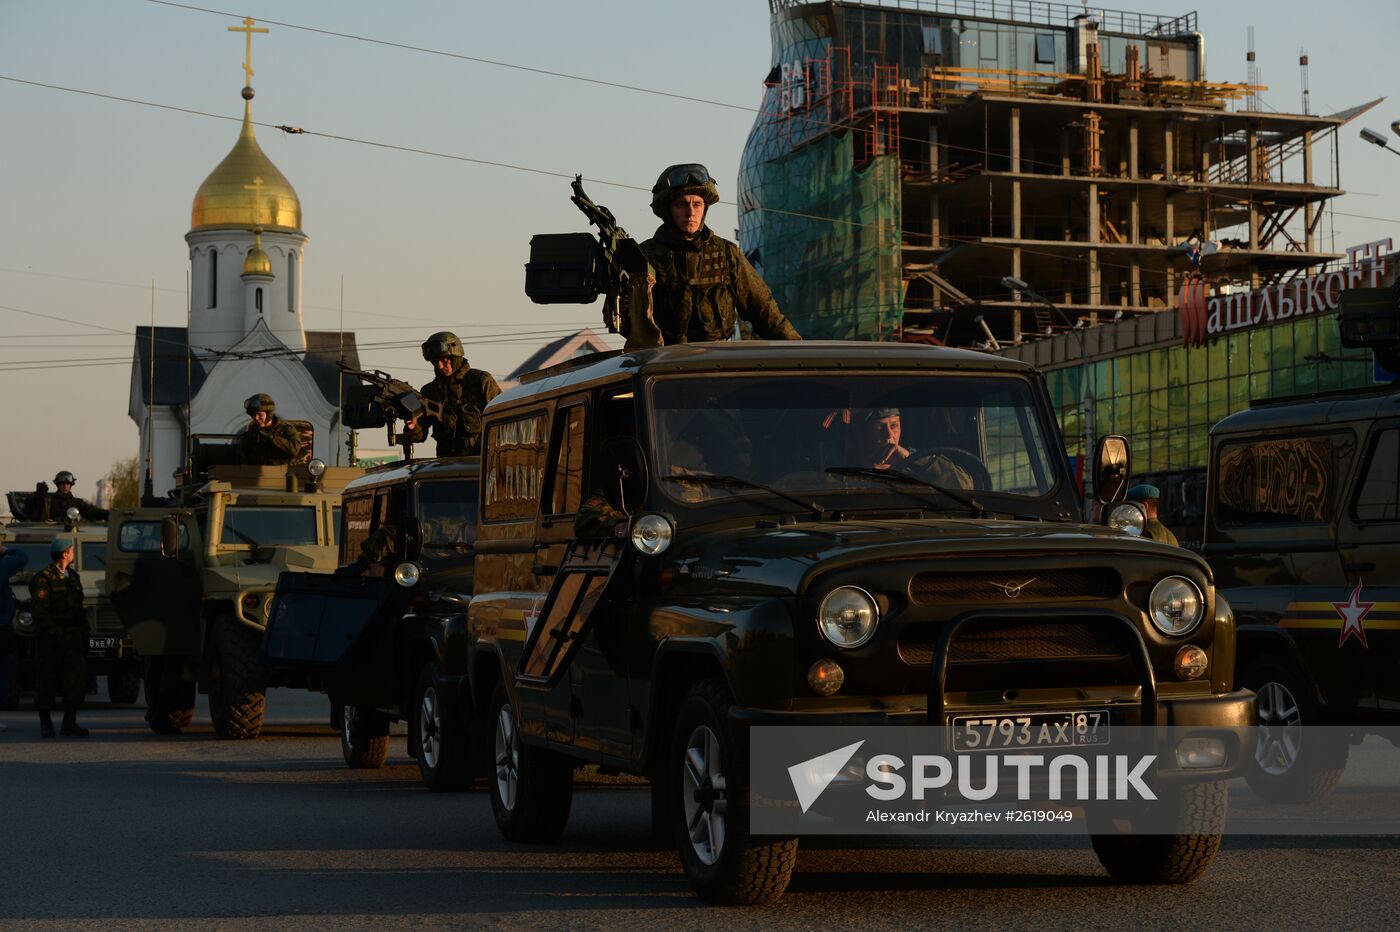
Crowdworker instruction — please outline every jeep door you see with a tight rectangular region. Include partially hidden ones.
[105,512,202,657]
[1339,421,1400,710]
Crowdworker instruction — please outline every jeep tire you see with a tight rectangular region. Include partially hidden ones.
[487,680,573,841]
[107,669,141,705]
[1241,653,1347,803]
[1090,780,1227,884]
[670,678,797,906]
[412,664,471,791]
[341,704,390,769]
[207,613,267,740]
[143,657,196,734]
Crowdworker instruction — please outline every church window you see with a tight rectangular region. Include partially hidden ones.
[256,287,264,314]
[288,252,297,312]
[209,251,218,308]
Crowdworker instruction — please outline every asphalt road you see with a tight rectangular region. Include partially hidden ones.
[2,689,1398,930]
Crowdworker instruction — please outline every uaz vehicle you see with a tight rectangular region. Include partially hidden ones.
[465,342,1255,905]
[106,451,357,738]
[264,458,479,788]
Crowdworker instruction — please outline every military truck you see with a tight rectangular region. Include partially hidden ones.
[3,501,139,708]
[106,457,358,738]
[264,458,479,789]
[465,342,1255,905]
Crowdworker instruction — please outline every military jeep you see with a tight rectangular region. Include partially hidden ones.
[106,458,357,738]
[264,458,479,789]
[465,342,1255,905]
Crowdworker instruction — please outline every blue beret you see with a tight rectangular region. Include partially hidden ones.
[50,536,75,555]
[1125,484,1160,502]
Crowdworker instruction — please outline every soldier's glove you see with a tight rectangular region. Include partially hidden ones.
[36,481,49,494]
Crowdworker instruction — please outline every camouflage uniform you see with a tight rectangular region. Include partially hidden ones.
[28,560,88,720]
[1143,517,1180,547]
[574,491,627,540]
[237,415,303,466]
[639,224,801,345]
[404,362,502,457]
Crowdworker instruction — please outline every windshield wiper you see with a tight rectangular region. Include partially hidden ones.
[662,473,824,519]
[826,466,987,518]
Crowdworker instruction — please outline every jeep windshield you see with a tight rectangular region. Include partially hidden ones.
[417,479,479,555]
[220,506,319,547]
[650,373,1062,513]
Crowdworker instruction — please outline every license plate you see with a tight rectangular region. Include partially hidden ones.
[88,636,120,652]
[951,710,1110,752]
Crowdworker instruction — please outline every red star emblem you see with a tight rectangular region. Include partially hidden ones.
[1333,580,1374,648]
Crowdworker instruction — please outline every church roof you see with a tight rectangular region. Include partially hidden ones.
[134,326,360,407]
[507,329,612,382]
[190,101,302,233]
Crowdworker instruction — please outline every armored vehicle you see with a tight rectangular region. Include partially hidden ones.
[106,459,358,738]
[1204,382,1400,801]
[264,458,479,788]
[3,505,139,707]
[465,341,1255,905]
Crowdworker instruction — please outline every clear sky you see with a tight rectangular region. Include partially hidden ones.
[2,0,1397,503]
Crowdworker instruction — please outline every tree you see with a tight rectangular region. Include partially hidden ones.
[104,457,139,509]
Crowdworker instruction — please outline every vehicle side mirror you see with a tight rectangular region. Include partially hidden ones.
[1094,435,1130,505]
[602,437,648,514]
[401,516,423,561]
[159,515,181,558]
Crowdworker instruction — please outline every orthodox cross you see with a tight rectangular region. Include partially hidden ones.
[244,175,267,226]
[228,17,269,87]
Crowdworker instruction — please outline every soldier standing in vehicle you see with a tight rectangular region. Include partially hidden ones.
[30,471,108,522]
[29,537,89,738]
[1126,484,1180,546]
[403,332,502,457]
[640,163,802,345]
[237,394,303,466]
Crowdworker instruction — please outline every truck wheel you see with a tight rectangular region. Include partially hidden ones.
[207,614,267,740]
[413,664,470,791]
[107,670,141,705]
[1090,780,1227,884]
[487,680,572,841]
[143,658,195,734]
[670,678,797,906]
[1241,653,1347,803]
[341,705,390,769]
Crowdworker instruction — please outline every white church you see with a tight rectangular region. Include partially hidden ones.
[129,73,359,490]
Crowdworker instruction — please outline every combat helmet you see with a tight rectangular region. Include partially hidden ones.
[53,470,77,485]
[422,331,464,363]
[650,163,720,220]
[244,393,276,416]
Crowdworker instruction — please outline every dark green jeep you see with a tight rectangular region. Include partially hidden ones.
[466,342,1254,904]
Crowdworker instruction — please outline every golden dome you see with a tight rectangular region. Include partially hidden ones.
[243,232,273,276]
[191,102,301,232]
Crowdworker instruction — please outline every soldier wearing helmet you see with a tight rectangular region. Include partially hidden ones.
[403,332,502,457]
[29,470,108,523]
[236,393,303,466]
[638,163,801,345]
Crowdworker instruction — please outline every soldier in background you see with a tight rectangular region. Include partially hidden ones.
[29,537,89,738]
[0,531,30,731]
[237,394,302,466]
[640,163,801,345]
[30,470,108,523]
[1126,484,1180,546]
[403,332,502,457]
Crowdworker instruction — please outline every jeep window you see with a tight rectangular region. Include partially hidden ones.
[1215,435,1341,525]
[81,542,106,571]
[341,494,374,564]
[221,507,318,547]
[418,479,480,553]
[546,404,587,516]
[118,521,190,553]
[332,506,342,546]
[649,374,1057,504]
[483,412,547,522]
[1355,427,1400,522]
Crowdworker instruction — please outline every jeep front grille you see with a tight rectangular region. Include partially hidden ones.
[908,568,1118,605]
[897,619,1130,666]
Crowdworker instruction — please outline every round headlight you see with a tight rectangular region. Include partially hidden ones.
[817,586,879,649]
[630,514,673,556]
[1106,502,1145,536]
[394,561,422,588]
[307,458,327,478]
[15,609,34,632]
[65,506,81,523]
[1148,575,1204,636]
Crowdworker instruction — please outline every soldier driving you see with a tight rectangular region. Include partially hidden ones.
[860,408,911,469]
[237,394,302,466]
[30,470,108,523]
[29,537,89,738]
[403,331,502,457]
[640,163,802,344]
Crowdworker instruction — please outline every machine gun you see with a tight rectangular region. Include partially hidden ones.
[337,361,443,460]
[523,175,661,349]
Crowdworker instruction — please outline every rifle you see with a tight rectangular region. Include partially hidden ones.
[337,361,443,461]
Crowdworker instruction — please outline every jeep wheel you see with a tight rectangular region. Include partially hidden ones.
[107,670,141,705]
[143,658,195,734]
[413,664,470,791]
[487,680,572,841]
[1241,654,1347,803]
[207,614,267,740]
[670,678,797,906]
[1090,780,1227,884]
[341,705,390,769]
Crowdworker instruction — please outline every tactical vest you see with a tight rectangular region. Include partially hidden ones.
[646,234,740,344]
